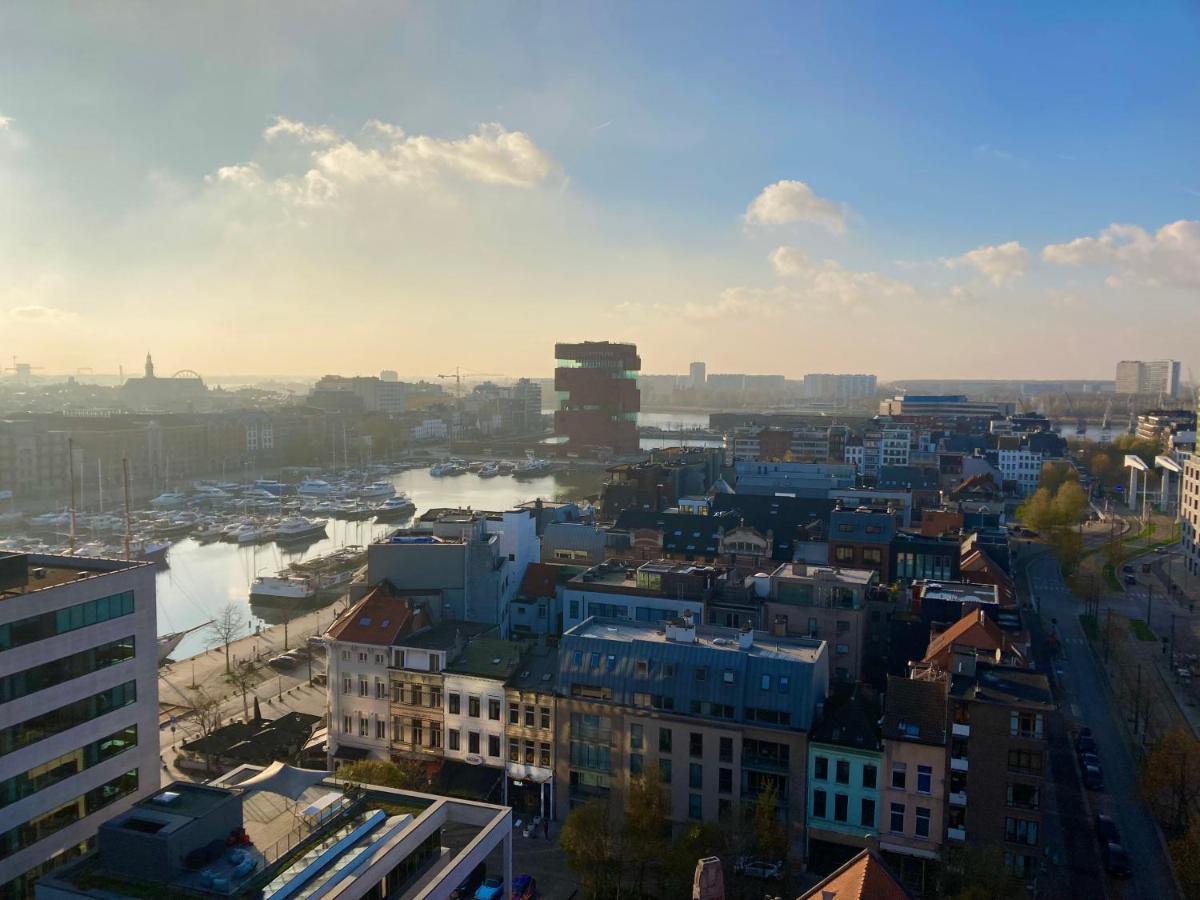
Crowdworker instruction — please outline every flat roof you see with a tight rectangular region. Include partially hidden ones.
[446,638,525,678]
[567,558,717,589]
[135,782,234,820]
[0,552,147,599]
[773,563,877,585]
[507,645,560,691]
[919,581,999,604]
[400,620,494,650]
[567,617,824,663]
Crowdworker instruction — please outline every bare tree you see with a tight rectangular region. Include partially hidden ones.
[207,602,243,674]
[191,688,224,738]
[226,661,259,721]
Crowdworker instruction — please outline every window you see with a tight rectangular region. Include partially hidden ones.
[630,753,643,775]
[358,652,368,662]
[0,636,135,704]
[690,732,703,758]
[487,734,501,758]
[760,674,771,691]
[1005,817,1038,846]
[723,669,734,684]
[890,802,905,833]
[695,666,708,681]
[778,676,790,693]
[660,759,672,783]
[468,696,480,718]
[916,806,931,838]
[814,755,828,781]
[525,707,535,728]
[342,716,352,733]
[1007,749,1044,775]
[630,723,644,751]
[431,727,442,749]
[569,600,580,620]
[835,759,850,785]
[633,692,651,709]
[1010,711,1044,739]
[509,707,520,726]
[448,729,460,751]
[358,678,368,697]
[719,767,732,794]
[391,716,402,741]
[862,764,877,789]
[358,717,368,737]
[635,660,649,677]
[0,590,134,651]
[375,653,385,665]
[374,720,385,739]
[835,643,850,656]
[719,737,733,762]
[590,653,601,669]
[917,764,932,794]
[342,676,352,695]
[541,707,551,729]
[808,617,819,636]
[0,769,138,862]
[659,728,672,753]
[835,546,854,564]
[861,797,876,828]
[689,763,702,789]
[341,649,350,660]
[0,681,137,758]
[688,794,703,820]
[891,763,907,790]
[1007,783,1040,810]
[509,738,520,763]
[488,698,501,721]
[863,548,882,565]
[539,742,551,767]
[468,732,480,754]
[524,741,535,764]
[813,789,827,819]
[834,793,848,823]
[448,693,461,715]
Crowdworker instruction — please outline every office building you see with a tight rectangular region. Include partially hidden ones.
[310,374,412,414]
[554,615,829,861]
[878,395,1016,419]
[803,374,878,403]
[689,362,706,390]
[561,559,718,632]
[553,341,641,453]
[37,769,514,899]
[0,552,159,897]
[1115,359,1180,396]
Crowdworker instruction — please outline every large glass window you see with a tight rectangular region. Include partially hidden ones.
[0,637,135,703]
[0,681,137,757]
[0,591,134,652]
[0,725,137,810]
[0,769,138,860]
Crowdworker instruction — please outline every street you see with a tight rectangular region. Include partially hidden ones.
[1028,553,1179,899]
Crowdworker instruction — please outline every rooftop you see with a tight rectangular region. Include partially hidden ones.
[0,552,147,599]
[325,584,432,646]
[507,645,560,691]
[774,563,877,586]
[881,673,949,745]
[398,619,493,651]
[567,558,719,591]
[917,580,999,605]
[447,638,525,679]
[951,662,1053,708]
[566,616,825,663]
[799,847,912,900]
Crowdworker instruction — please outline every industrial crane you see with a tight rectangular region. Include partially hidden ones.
[4,357,44,385]
[436,367,506,404]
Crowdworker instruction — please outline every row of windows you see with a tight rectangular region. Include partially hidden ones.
[0,681,138,758]
[507,704,552,730]
[0,725,138,810]
[508,738,552,767]
[446,693,502,720]
[0,591,134,653]
[0,769,138,861]
[888,802,932,837]
[812,789,877,829]
[813,755,879,789]
[0,637,135,704]
[447,729,501,758]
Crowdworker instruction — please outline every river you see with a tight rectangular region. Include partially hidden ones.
[157,466,606,660]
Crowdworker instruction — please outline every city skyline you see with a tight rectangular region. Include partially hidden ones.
[1,4,1198,379]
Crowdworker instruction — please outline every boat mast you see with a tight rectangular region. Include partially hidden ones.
[67,439,77,555]
[97,458,103,514]
[122,455,132,561]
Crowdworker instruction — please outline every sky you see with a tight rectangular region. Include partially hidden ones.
[0,2,1197,382]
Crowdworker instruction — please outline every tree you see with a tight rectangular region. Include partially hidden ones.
[752,780,787,861]
[191,688,224,737]
[663,821,726,900]
[624,766,671,895]
[1052,480,1088,525]
[207,602,244,674]
[338,758,430,792]
[1142,727,1200,835]
[561,800,619,899]
[226,661,259,721]
[1168,820,1200,899]
[1038,460,1077,494]
[1017,488,1055,532]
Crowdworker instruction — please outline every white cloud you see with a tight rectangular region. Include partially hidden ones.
[1042,220,1200,288]
[768,246,915,305]
[6,304,78,323]
[263,116,339,145]
[744,180,848,234]
[0,114,10,129]
[681,288,787,321]
[1047,290,1088,309]
[944,240,1029,285]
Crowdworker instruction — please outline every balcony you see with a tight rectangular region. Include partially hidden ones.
[952,723,970,738]
[947,826,967,841]
[950,757,969,772]
[949,791,967,807]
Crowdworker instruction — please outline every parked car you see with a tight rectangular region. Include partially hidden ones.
[1083,764,1105,791]
[1142,562,1153,573]
[1155,546,1167,554]
[1075,732,1097,755]
[1102,842,1133,877]
[473,877,505,900]
[306,635,328,653]
[737,859,784,881]
[512,874,537,899]
[1094,813,1121,846]
[451,863,486,899]
[1124,575,1138,586]
[267,654,298,670]
[1122,564,1135,574]
[1080,751,1101,769]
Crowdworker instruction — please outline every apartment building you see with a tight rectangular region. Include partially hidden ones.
[326,587,431,766]
[805,688,884,872]
[1182,455,1200,577]
[879,672,950,887]
[554,616,829,862]
[941,655,1053,880]
[561,559,717,632]
[0,552,158,897]
[504,645,559,820]
[828,506,899,582]
[442,639,524,771]
[764,564,878,683]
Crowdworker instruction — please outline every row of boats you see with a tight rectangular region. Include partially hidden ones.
[430,455,553,479]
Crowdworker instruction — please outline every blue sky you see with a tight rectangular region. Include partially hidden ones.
[1,3,1197,379]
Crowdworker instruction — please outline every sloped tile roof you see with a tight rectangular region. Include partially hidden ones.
[799,848,912,900]
[326,582,431,646]
[881,674,948,745]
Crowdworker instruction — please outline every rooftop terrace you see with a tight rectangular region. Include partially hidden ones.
[0,551,147,599]
[567,616,825,663]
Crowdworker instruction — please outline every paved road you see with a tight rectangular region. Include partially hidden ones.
[1029,554,1179,899]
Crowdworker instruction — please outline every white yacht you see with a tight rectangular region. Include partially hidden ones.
[297,478,338,497]
[373,495,416,521]
[250,574,319,603]
[235,525,270,544]
[272,517,328,545]
[478,461,501,478]
[430,462,453,477]
[357,481,395,499]
[150,491,189,509]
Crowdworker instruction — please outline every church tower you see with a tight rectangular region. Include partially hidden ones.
[144,352,155,379]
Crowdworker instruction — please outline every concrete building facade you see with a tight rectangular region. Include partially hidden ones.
[553,341,641,453]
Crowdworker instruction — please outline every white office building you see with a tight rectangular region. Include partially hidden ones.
[442,640,523,771]
[996,448,1044,497]
[0,552,158,897]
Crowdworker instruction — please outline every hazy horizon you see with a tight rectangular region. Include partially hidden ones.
[2,4,1197,380]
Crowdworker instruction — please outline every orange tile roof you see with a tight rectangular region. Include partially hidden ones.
[799,848,911,900]
[326,582,431,646]
[519,562,559,599]
[924,608,1003,665]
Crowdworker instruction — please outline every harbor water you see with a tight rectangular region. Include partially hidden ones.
[157,466,605,660]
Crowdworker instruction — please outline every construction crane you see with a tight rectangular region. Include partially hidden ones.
[4,357,44,385]
[436,368,506,404]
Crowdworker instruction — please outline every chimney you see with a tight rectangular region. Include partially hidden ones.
[665,615,697,644]
[771,614,788,638]
[738,622,754,651]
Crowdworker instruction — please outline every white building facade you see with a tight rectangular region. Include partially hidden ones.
[996,448,1044,497]
[0,553,158,896]
[328,639,393,763]
[443,673,509,769]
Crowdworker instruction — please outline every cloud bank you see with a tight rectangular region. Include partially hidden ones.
[744,180,848,234]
